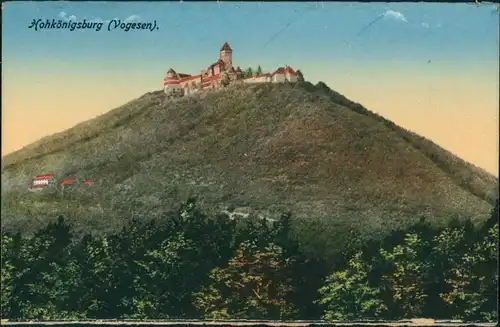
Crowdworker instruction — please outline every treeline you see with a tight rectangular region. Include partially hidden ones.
[1,198,498,321]
[239,66,305,81]
[241,65,264,78]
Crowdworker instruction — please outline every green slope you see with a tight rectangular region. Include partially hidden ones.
[1,82,497,256]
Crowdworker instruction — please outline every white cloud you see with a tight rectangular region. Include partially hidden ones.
[421,22,430,28]
[124,15,141,23]
[58,11,76,22]
[92,17,115,24]
[59,13,110,24]
[383,10,408,23]
[58,11,68,20]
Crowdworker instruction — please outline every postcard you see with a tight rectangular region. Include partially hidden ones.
[1,1,498,324]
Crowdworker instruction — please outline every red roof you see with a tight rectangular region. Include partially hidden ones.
[202,74,221,82]
[33,174,53,180]
[272,67,286,76]
[220,42,232,51]
[83,179,94,185]
[180,74,202,82]
[272,66,297,76]
[59,179,74,185]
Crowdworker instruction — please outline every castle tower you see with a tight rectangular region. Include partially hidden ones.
[220,42,233,67]
[166,68,177,80]
[164,68,182,97]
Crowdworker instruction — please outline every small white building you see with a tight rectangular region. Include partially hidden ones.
[29,173,54,191]
[271,66,298,83]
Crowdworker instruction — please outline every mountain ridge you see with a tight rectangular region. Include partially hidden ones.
[1,82,497,256]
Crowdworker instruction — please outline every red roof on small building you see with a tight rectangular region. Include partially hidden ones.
[33,174,54,180]
[272,66,297,76]
[272,67,286,76]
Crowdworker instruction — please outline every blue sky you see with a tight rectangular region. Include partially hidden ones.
[2,2,499,175]
[3,2,498,71]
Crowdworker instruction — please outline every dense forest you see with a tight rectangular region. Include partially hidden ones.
[1,198,498,321]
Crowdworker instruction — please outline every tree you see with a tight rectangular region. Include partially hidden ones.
[318,251,388,320]
[220,72,231,87]
[194,240,297,320]
[9,216,78,320]
[65,234,115,318]
[1,234,15,319]
[478,223,498,321]
[131,232,198,319]
[296,70,305,82]
[481,198,499,233]
[433,221,498,321]
[170,198,237,317]
[378,233,430,319]
[256,66,263,76]
[245,67,253,78]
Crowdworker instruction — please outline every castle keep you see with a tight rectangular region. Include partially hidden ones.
[163,42,299,97]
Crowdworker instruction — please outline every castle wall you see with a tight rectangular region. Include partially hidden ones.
[179,75,202,95]
[243,75,271,84]
[272,74,286,83]
[180,76,202,88]
[214,64,221,75]
[220,50,232,66]
[164,43,299,99]
[285,72,298,83]
[164,83,182,94]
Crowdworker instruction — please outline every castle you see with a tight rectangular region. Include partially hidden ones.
[163,42,300,97]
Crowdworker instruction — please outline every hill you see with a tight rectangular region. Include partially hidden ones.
[1,82,498,256]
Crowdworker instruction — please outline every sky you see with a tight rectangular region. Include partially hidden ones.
[2,1,499,175]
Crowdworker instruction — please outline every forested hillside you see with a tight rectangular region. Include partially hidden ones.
[1,199,498,321]
[2,83,497,259]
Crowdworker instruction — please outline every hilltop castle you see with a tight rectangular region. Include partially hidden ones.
[163,42,300,98]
